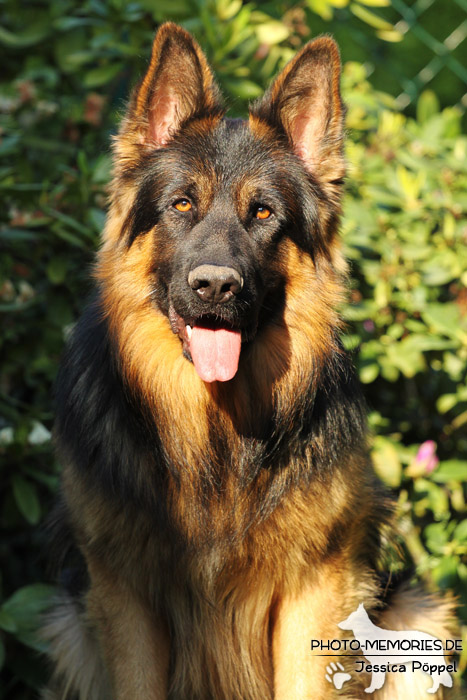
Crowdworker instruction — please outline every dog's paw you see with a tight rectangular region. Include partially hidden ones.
[325,662,351,690]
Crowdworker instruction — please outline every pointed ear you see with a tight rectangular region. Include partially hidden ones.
[122,23,223,148]
[250,36,344,191]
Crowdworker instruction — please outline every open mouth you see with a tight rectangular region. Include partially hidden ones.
[169,305,242,383]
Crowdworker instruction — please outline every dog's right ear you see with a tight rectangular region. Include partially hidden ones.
[118,23,223,152]
[250,36,344,201]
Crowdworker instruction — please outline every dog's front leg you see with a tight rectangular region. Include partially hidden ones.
[86,558,169,700]
[272,559,366,699]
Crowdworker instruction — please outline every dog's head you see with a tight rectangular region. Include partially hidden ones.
[338,603,368,631]
[98,23,345,386]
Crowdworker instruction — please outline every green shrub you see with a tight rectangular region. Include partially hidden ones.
[341,67,467,679]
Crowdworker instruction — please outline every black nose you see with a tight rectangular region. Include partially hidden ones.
[188,265,243,304]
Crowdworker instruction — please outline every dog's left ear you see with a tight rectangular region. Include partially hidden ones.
[251,36,344,192]
[118,23,223,151]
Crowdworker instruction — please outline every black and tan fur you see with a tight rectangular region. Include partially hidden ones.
[43,23,457,699]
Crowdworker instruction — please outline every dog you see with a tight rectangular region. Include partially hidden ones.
[42,22,457,699]
[338,604,454,695]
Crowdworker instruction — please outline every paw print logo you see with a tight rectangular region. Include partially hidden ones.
[325,661,351,690]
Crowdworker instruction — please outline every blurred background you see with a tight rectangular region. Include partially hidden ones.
[0,0,466,697]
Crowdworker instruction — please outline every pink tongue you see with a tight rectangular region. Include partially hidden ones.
[189,325,242,382]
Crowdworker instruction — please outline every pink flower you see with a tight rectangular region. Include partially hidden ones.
[415,440,439,474]
[363,320,375,333]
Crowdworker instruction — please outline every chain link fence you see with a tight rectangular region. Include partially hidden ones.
[307,0,466,114]
[389,0,466,110]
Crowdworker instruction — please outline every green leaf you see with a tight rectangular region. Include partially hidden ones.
[0,24,50,48]
[357,0,390,5]
[11,476,41,525]
[422,304,463,341]
[454,520,467,544]
[431,556,459,588]
[89,208,106,233]
[255,21,289,46]
[91,155,112,184]
[0,134,21,156]
[218,0,243,21]
[384,340,425,378]
[432,460,467,484]
[54,17,104,31]
[223,79,262,100]
[140,0,190,18]
[402,334,454,352]
[0,228,40,242]
[372,436,402,488]
[45,208,94,239]
[427,484,449,520]
[350,3,394,30]
[2,584,57,651]
[376,30,403,43]
[54,30,94,72]
[436,394,458,414]
[341,334,360,351]
[2,584,56,622]
[360,361,379,383]
[396,165,425,203]
[83,63,122,88]
[306,0,334,20]
[425,522,449,555]
[50,226,89,249]
[23,466,59,492]
[47,258,68,285]
[0,608,18,633]
[417,90,440,124]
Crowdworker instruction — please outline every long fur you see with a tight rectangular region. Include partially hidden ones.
[42,23,458,700]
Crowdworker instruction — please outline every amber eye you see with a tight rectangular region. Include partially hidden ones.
[255,206,271,220]
[174,199,192,212]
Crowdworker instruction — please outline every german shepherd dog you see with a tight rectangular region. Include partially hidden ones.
[43,23,456,700]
